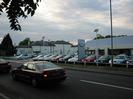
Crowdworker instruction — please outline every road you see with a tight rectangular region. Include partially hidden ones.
[0,68,133,99]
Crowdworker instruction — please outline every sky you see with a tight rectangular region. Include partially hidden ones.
[0,0,133,45]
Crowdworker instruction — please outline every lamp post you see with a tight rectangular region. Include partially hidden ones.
[42,36,45,54]
[48,39,52,54]
[109,0,113,67]
[94,29,99,67]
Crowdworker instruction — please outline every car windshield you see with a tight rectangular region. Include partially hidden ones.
[129,56,133,60]
[36,62,59,69]
[115,56,125,59]
[99,56,106,59]
[87,55,95,58]
[64,55,70,58]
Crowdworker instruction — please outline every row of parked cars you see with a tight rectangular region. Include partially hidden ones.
[14,54,133,65]
[82,54,133,65]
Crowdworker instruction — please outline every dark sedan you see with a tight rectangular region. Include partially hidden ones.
[98,55,112,63]
[11,61,67,87]
[0,59,11,73]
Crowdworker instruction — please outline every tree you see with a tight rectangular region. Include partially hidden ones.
[19,38,31,46]
[94,34,104,40]
[0,0,41,31]
[94,34,127,40]
[0,33,15,56]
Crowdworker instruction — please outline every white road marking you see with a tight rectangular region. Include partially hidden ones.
[80,80,133,91]
[0,92,10,99]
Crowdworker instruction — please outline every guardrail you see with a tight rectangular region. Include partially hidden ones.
[50,60,133,68]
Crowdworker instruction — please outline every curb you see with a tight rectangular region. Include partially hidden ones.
[63,66,133,77]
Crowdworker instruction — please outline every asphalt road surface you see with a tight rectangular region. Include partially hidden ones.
[0,65,133,99]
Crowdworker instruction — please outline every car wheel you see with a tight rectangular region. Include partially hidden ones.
[12,73,17,81]
[31,78,38,87]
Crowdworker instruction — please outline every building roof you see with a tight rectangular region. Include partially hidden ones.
[54,40,71,45]
[86,35,133,49]
[31,41,55,46]
[16,45,32,48]
[31,40,72,46]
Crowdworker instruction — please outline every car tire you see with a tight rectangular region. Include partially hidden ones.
[31,78,38,87]
[12,73,17,81]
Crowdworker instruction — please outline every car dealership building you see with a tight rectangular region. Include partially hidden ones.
[85,35,133,56]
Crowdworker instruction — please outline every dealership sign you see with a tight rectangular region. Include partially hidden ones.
[78,39,85,60]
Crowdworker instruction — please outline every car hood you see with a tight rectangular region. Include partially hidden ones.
[113,59,125,62]
[98,58,107,61]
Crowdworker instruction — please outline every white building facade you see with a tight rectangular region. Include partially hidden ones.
[17,41,78,56]
[85,35,133,56]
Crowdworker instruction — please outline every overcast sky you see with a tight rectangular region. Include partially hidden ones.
[0,0,133,45]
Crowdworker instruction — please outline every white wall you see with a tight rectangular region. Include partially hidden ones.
[31,44,77,55]
[17,43,78,56]
[17,48,33,55]
[32,46,50,55]
[54,44,72,55]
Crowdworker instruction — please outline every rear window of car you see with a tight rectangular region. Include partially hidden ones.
[35,62,59,69]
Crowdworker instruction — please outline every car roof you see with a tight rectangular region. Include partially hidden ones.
[25,61,48,64]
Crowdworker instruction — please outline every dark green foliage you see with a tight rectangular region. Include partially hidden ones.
[94,34,127,40]
[0,33,16,56]
[19,38,31,46]
[0,0,41,31]
[94,34,104,40]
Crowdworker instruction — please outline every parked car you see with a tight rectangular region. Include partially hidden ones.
[81,55,96,63]
[68,55,78,62]
[32,55,43,61]
[11,61,67,87]
[37,55,51,61]
[98,55,112,63]
[52,55,65,61]
[127,56,133,65]
[109,54,129,64]
[47,55,58,61]
[0,59,11,73]
[16,54,32,60]
[59,55,73,61]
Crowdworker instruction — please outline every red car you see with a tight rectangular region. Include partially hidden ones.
[82,55,96,63]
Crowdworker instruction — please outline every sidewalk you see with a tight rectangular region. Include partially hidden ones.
[58,64,133,77]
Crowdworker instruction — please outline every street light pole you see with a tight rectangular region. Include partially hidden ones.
[110,0,113,67]
[94,29,99,67]
[42,36,45,54]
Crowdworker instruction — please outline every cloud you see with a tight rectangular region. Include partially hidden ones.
[0,0,133,44]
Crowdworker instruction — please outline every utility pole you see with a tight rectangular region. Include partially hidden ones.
[42,36,45,54]
[110,0,114,67]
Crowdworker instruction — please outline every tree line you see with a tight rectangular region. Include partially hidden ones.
[94,34,127,40]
